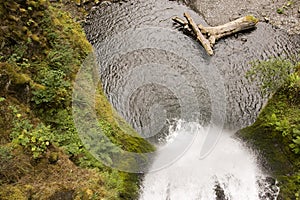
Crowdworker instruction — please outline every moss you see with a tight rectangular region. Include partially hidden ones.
[95,83,155,153]
[0,63,32,85]
[245,15,259,24]
[0,0,154,199]
[0,185,28,200]
[238,89,300,199]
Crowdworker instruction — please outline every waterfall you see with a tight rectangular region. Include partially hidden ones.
[84,0,297,198]
[140,120,279,200]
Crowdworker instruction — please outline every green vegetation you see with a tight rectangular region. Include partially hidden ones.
[277,0,295,14]
[10,111,53,159]
[240,58,300,199]
[245,15,259,24]
[0,0,153,199]
[277,7,284,14]
[246,57,298,96]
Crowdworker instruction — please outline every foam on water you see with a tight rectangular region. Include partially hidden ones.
[140,120,279,200]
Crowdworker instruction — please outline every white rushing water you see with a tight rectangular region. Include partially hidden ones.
[140,120,279,200]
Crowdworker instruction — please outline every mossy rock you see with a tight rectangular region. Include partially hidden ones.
[0,62,32,85]
[0,185,28,200]
[238,89,300,199]
[0,0,154,199]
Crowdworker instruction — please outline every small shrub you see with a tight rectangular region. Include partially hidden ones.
[246,58,297,95]
[265,112,300,155]
[10,107,53,159]
[31,69,71,108]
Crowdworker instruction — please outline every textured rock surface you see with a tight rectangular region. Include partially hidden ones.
[186,0,300,35]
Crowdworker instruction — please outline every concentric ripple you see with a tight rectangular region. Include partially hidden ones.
[85,0,299,130]
[75,0,300,172]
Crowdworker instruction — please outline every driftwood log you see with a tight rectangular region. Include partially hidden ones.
[172,13,259,56]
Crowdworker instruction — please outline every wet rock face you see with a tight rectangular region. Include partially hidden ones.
[186,0,300,34]
[214,183,227,200]
[213,177,280,200]
[258,177,280,200]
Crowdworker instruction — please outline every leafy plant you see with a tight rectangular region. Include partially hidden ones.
[265,112,300,154]
[290,128,300,154]
[277,7,284,14]
[10,107,53,159]
[12,122,53,158]
[31,69,71,107]
[246,57,297,95]
[276,1,294,14]
[0,1,153,198]
[244,57,300,198]
[288,73,300,89]
[266,113,290,136]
